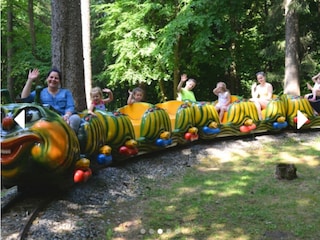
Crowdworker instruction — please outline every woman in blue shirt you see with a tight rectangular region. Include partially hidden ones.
[21,68,81,133]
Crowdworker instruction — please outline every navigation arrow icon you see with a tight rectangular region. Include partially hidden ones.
[297,110,308,129]
[14,110,25,129]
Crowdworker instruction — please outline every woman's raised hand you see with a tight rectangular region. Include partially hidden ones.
[28,69,40,81]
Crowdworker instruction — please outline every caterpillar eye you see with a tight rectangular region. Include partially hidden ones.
[25,108,42,123]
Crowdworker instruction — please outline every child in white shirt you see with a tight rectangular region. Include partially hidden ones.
[305,73,320,102]
[213,82,231,122]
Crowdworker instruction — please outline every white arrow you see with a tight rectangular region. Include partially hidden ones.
[14,110,25,129]
[297,110,308,130]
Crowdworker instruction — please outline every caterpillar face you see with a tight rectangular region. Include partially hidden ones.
[1,105,44,174]
[1,103,80,187]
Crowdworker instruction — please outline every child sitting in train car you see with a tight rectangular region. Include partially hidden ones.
[127,87,145,104]
[305,72,320,102]
[213,82,231,122]
[88,87,114,115]
[177,74,197,101]
[250,71,273,120]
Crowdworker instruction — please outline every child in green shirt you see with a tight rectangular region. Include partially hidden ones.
[177,74,197,101]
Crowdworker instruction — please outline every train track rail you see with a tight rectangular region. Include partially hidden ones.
[1,187,58,240]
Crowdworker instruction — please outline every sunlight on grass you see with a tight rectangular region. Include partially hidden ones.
[217,189,244,197]
[201,148,251,162]
[278,151,320,164]
[278,151,319,165]
[202,189,217,195]
[176,186,199,195]
[113,219,141,233]
[164,205,177,212]
[109,133,320,239]
[204,180,215,186]
[209,229,250,240]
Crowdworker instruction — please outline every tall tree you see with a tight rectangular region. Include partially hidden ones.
[6,0,14,100]
[28,0,36,56]
[51,0,86,111]
[284,0,300,96]
[2,0,52,98]
[81,0,92,109]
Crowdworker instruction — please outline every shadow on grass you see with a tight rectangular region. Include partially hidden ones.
[119,133,320,239]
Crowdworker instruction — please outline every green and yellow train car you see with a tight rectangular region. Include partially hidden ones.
[1,93,319,191]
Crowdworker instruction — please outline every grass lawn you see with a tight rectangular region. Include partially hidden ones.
[108,133,320,240]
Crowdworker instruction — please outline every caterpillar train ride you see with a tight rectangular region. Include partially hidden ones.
[1,89,320,192]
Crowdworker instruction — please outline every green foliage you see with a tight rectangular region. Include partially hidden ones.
[94,1,168,86]
[2,0,320,104]
[1,0,51,98]
[92,0,299,102]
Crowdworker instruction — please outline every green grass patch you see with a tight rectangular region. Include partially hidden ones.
[136,135,320,240]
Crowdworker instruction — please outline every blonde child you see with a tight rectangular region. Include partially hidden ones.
[127,87,144,104]
[250,72,273,120]
[305,73,320,102]
[213,82,231,122]
[88,87,114,115]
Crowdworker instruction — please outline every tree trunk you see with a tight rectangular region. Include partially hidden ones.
[28,0,36,56]
[173,34,180,99]
[81,0,92,109]
[284,0,300,96]
[158,79,166,102]
[6,1,14,100]
[51,0,86,111]
[229,42,238,95]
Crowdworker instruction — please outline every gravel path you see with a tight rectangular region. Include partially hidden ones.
[1,131,319,240]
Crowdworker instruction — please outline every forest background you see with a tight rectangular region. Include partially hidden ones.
[1,0,320,111]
